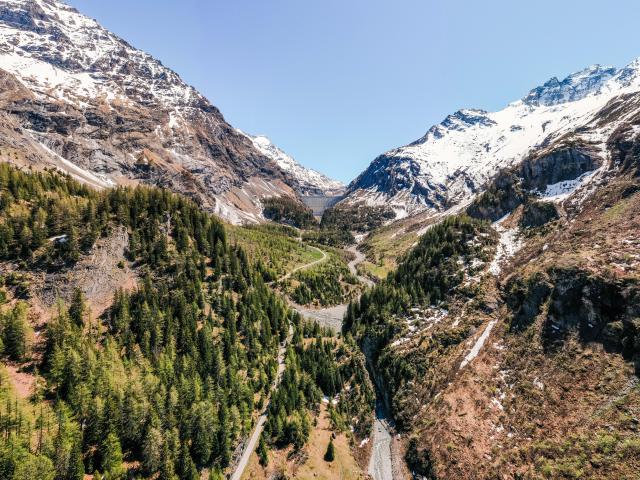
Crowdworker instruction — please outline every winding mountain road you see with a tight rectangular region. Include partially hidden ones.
[279,244,328,282]
[286,243,374,332]
[231,242,393,480]
[229,245,331,480]
[285,245,398,479]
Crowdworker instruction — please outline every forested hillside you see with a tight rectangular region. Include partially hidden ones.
[344,215,495,356]
[0,163,371,479]
[262,197,317,229]
[280,253,361,307]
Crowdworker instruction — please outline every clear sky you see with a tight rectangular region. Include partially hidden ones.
[70,0,640,183]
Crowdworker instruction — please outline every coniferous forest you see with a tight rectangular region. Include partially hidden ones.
[0,163,372,479]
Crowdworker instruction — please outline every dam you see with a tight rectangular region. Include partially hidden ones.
[301,195,344,217]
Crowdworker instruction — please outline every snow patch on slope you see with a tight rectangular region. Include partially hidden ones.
[538,170,594,202]
[238,131,344,195]
[460,319,498,369]
[489,216,523,276]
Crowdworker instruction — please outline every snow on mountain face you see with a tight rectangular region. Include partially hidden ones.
[0,0,198,110]
[523,65,618,107]
[346,59,640,218]
[239,131,344,195]
[0,0,313,224]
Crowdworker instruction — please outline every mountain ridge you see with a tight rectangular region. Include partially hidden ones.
[343,57,640,220]
[0,0,341,223]
[238,130,345,196]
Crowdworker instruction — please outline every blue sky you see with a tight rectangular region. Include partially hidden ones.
[70,0,640,183]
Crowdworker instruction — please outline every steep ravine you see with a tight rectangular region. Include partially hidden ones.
[287,243,399,479]
[362,337,403,480]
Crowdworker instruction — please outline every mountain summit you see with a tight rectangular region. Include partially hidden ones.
[343,58,640,219]
[0,0,339,223]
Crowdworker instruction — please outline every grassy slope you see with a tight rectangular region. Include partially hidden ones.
[358,209,443,280]
[227,224,324,278]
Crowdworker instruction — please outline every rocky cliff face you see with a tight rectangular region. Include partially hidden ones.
[519,146,603,191]
[0,0,339,223]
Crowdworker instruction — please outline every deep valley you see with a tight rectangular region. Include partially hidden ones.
[0,1,640,479]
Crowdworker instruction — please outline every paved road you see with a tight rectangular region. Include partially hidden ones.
[229,325,292,480]
[232,243,386,478]
[229,245,330,479]
[285,244,396,479]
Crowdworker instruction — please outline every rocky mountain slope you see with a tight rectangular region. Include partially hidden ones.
[344,103,640,477]
[239,131,345,196]
[344,60,640,220]
[0,0,339,223]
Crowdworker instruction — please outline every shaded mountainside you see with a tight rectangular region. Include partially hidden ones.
[0,0,340,224]
[343,125,640,478]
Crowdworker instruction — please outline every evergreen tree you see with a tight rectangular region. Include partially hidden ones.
[2,302,30,361]
[100,432,125,479]
[11,450,56,480]
[177,442,198,480]
[257,435,269,467]
[209,467,225,480]
[68,436,85,480]
[142,426,164,475]
[324,438,335,462]
[68,288,87,328]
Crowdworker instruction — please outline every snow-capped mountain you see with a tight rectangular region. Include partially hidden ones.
[239,131,344,195]
[0,0,323,223]
[345,61,640,219]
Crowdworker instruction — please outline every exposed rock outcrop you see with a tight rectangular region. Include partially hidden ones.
[520,146,602,191]
[466,170,526,222]
[520,200,559,228]
[505,267,640,369]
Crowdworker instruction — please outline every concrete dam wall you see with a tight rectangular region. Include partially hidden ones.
[301,195,344,216]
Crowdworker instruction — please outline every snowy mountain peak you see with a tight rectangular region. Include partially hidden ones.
[0,0,200,109]
[346,57,640,219]
[238,131,344,195]
[523,64,618,107]
[421,108,496,142]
